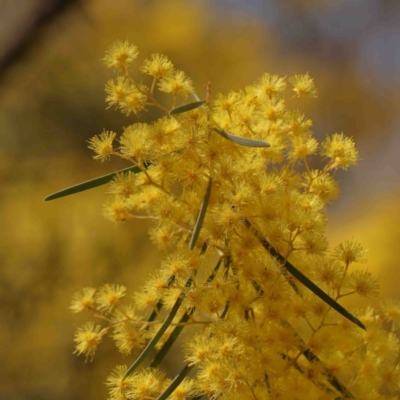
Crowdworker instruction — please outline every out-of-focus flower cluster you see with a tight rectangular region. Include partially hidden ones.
[71,41,400,399]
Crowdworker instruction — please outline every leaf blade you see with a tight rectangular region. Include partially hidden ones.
[169,100,206,115]
[214,128,270,148]
[156,269,229,400]
[150,258,221,368]
[44,165,142,201]
[123,276,193,380]
[156,364,194,400]
[150,310,193,369]
[189,177,213,250]
[242,217,366,330]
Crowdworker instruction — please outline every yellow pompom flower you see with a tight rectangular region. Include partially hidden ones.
[256,73,287,99]
[126,369,169,400]
[73,322,104,361]
[119,123,154,161]
[106,365,136,400]
[347,270,379,298]
[289,111,313,137]
[105,76,132,108]
[95,283,126,313]
[102,197,133,223]
[158,70,194,97]
[119,90,148,116]
[141,53,175,79]
[288,136,318,162]
[331,239,367,265]
[289,73,318,99]
[113,323,144,355]
[261,99,287,123]
[320,132,359,169]
[87,130,116,162]
[107,171,137,199]
[103,40,139,70]
[305,171,341,203]
[70,287,97,313]
[381,299,400,327]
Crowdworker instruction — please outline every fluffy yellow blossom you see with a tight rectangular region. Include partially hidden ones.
[70,287,97,313]
[320,132,359,169]
[73,322,104,361]
[105,76,131,107]
[113,322,144,355]
[347,270,379,297]
[213,91,240,119]
[107,171,137,199]
[261,98,287,123]
[95,283,126,313]
[332,239,367,265]
[313,257,342,288]
[256,72,287,99]
[288,136,319,162]
[87,130,116,161]
[381,299,400,327]
[126,369,169,400]
[305,171,341,203]
[158,70,194,97]
[102,197,133,222]
[105,77,147,116]
[288,111,313,137]
[106,365,136,400]
[103,40,139,69]
[378,363,400,393]
[119,123,155,161]
[141,53,174,79]
[289,73,318,99]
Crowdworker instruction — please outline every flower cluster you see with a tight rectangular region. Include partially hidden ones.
[70,41,400,399]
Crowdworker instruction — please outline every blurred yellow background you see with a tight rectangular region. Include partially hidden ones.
[1,0,399,398]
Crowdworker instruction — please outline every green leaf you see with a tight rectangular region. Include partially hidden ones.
[156,273,230,400]
[214,128,270,148]
[157,364,194,400]
[242,218,366,331]
[150,258,221,368]
[302,349,354,398]
[123,276,193,380]
[189,177,213,250]
[150,310,193,369]
[169,100,206,115]
[44,165,142,201]
[219,301,230,319]
[205,258,222,284]
[146,301,163,324]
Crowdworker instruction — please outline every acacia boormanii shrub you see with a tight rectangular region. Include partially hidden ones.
[47,41,400,399]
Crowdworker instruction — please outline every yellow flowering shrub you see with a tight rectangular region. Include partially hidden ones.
[48,40,400,399]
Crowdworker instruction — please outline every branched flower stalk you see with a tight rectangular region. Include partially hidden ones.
[46,40,400,399]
